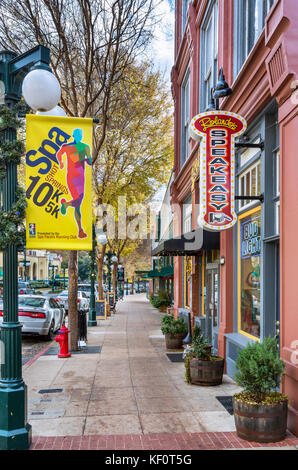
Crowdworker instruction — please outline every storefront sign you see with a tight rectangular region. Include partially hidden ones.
[241,217,261,259]
[25,115,93,250]
[189,111,247,231]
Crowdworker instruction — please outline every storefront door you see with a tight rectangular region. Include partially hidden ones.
[205,264,220,350]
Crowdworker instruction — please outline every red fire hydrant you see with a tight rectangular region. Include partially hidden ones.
[55,325,71,358]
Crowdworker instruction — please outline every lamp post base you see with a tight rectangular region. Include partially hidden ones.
[88,308,97,327]
[0,383,32,450]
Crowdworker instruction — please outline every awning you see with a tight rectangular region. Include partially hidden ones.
[151,228,219,257]
[147,265,174,278]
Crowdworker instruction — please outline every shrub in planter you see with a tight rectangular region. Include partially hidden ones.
[161,314,187,349]
[150,290,172,311]
[183,333,224,386]
[233,337,288,443]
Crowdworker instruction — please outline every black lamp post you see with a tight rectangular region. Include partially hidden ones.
[0,45,52,450]
[88,224,97,327]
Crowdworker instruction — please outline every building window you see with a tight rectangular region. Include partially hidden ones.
[181,70,190,166]
[238,160,261,210]
[200,0,218,112]
[181,0,191,33]
[274,149,280,234]
[183,194,192,233]
[238,207,261,340]
[234,0,275,77]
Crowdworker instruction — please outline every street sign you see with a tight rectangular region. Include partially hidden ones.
[189,111,247,231]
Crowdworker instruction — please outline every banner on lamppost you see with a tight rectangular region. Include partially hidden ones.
[189,111,247,231]
[25,115,93,250]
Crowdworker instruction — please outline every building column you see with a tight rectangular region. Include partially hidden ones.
[278,98,298,437]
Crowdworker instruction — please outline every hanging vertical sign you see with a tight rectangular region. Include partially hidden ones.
[189,111,247,231]
[25,115,93,250]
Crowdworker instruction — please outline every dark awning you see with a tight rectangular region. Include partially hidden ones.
[147,265,174,278]
[151,229,219,257]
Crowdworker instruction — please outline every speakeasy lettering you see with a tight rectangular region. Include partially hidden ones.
[208,129,229,212]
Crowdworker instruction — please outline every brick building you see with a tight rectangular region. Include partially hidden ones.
[161,0,298,436]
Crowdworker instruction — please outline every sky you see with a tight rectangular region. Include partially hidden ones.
[150,0,175,87]
[149,1,175,209]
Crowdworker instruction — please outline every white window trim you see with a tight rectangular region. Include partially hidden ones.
[238,160,261,212]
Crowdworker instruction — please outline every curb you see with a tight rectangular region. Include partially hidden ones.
[23,344,53,369]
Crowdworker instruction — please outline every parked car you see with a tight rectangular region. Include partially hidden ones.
[18,281,34,295]
[78,283,98,300]
[0,295,65,341]
[55,290,89,314]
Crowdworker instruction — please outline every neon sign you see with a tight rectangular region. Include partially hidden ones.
[189,111,247,231]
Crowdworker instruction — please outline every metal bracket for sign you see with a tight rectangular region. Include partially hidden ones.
[235,194,264,203]
[235,141,264,151]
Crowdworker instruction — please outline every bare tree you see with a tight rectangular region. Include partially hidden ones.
[0,0,157,350]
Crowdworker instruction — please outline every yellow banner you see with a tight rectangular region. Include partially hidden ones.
[25,115,93,250]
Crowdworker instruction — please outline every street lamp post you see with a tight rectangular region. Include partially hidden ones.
[49,265,56,292]
[126,278,129,296]
[104,251,115,292]
[88,224,97,327]
[0,46,54,450]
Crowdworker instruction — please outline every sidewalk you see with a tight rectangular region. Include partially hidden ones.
[24,294,298,450]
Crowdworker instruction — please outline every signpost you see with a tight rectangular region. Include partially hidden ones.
[189,111,247,231]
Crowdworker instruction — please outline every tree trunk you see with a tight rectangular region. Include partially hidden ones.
[97,244,106,300]
[68,250,79,351]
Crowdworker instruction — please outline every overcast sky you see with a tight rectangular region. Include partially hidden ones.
[148,1,175,209]
[150,0,175,86]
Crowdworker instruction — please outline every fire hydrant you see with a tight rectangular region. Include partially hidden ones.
[55,324,71,358]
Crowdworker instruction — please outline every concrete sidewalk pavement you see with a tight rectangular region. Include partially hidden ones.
[23,294,298,450]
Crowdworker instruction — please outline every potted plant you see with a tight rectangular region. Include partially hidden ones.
[161,314,188,349]
[183,330,224,386]
[233,337,288,443]
[150,290,172,312]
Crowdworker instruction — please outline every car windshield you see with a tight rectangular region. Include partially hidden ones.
[60,292,68,297]
[18,297,45,308]
[78,286,91,291]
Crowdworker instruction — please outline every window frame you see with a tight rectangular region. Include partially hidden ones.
[237,205,262,342]
[233,0,275,79]
[180,69,191,166]
[238,160,261,212]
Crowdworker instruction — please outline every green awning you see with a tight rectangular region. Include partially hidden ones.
[147,265,174,279]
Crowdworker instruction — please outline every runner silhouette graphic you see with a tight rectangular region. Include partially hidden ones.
[57,128,92,239]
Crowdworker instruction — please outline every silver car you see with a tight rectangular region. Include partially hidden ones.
[0,295,65,341]
[78,284,98,300]
[55,290,89,313]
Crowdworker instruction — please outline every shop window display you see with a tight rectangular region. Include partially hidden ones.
[239,208,261,338]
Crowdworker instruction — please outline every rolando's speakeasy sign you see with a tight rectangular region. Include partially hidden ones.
[189,111,247,231]
[25,115,93,250]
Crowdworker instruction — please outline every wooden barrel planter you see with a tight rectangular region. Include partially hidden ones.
[189,357,224,386]
[233,398,288,443]
[165,333,186,350]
